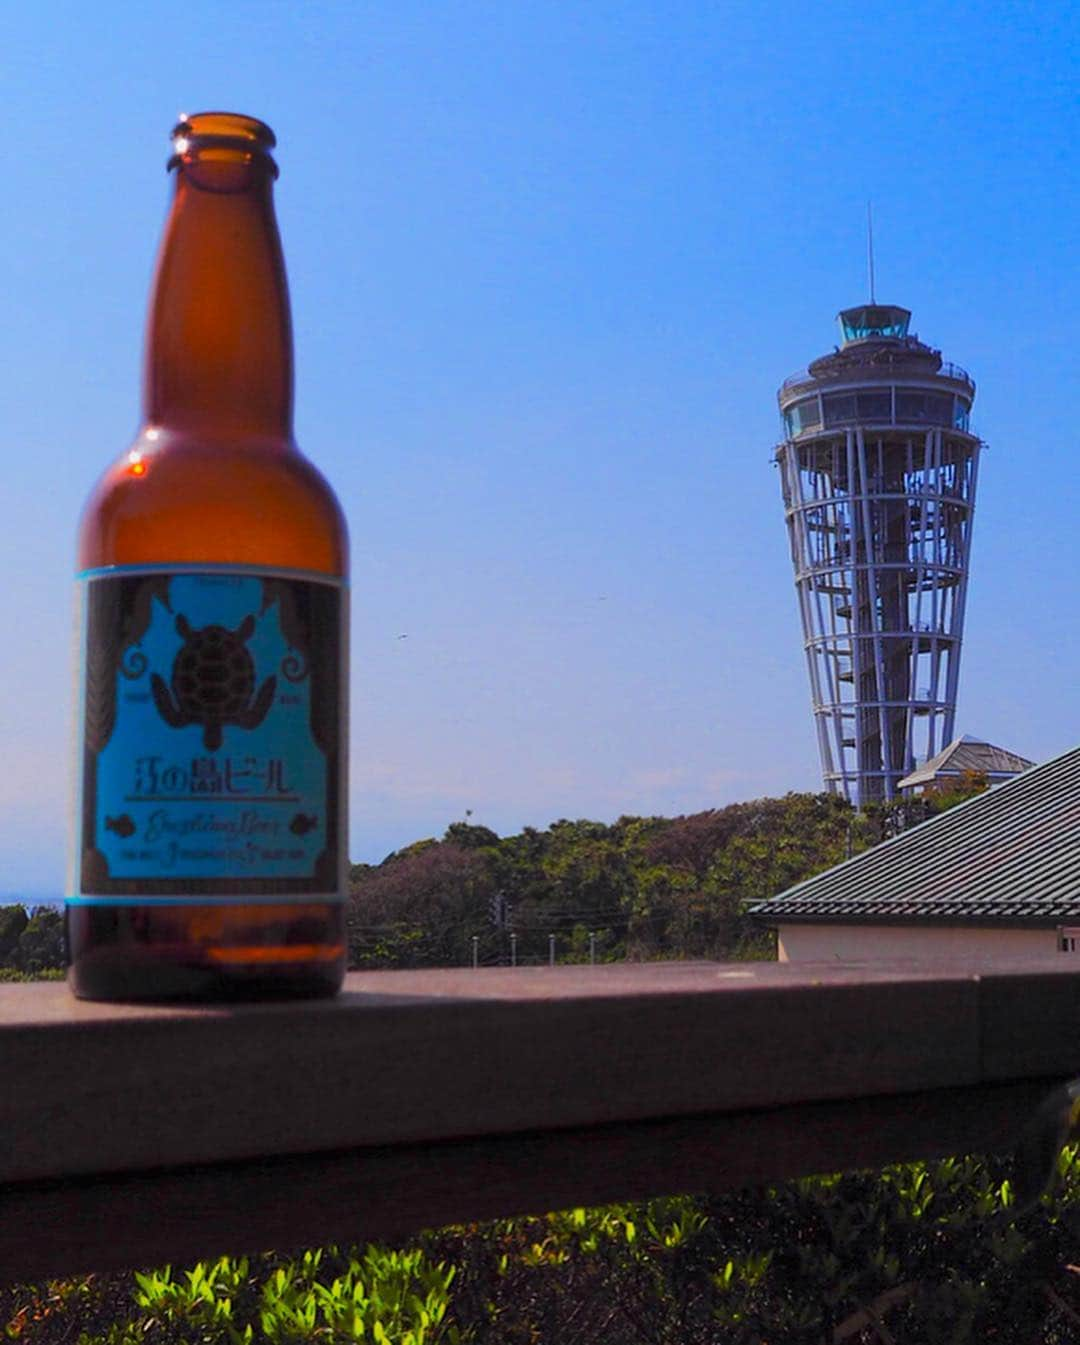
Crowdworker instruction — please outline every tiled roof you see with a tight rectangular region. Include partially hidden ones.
[752,743,1080,926]
[896,734,1034,791]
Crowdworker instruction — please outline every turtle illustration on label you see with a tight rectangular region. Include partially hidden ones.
[150,613,277,750]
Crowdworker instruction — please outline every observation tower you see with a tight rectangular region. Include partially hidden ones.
[776,304,980,805]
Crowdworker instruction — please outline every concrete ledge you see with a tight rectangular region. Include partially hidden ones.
[3,960,1080,1281]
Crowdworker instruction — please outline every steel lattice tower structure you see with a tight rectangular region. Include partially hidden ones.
[776,304,981,805]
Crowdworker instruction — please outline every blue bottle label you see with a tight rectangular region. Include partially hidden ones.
[71,566,346,905]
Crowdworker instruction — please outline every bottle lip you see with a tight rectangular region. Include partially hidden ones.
[168,111,279,178]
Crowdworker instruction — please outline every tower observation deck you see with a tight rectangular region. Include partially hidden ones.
[775,305,981,805]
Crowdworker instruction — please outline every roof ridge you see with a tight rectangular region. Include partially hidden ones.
[753,741,1080,924]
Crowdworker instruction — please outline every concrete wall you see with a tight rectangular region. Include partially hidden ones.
[777,923,1059,962]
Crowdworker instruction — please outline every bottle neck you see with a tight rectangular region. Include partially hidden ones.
[143,154,294,441]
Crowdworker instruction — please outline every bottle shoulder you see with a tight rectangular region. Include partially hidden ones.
[78,433,348,576]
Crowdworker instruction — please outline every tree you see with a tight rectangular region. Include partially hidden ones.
[15,907,64,973]
[347,794,858,970]
[0,905,28,966]
[443,822,501,850]
[348,841,496,969]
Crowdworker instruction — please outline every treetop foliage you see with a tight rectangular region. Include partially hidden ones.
[346,777,993,971]
[347,792,864,970]
[0,904,63,975]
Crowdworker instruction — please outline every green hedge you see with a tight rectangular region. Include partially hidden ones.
[6,1147,1080,1343]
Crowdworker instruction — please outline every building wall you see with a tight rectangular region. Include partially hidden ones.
[777,923,1059,962]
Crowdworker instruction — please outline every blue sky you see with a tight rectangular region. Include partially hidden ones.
[1,0,1077,894]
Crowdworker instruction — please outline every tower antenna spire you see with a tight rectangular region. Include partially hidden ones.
[867,200,876,304]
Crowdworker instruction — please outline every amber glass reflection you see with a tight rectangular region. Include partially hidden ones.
[68,113,348,1000]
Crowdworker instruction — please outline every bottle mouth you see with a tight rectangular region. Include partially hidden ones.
[168,111,279,179]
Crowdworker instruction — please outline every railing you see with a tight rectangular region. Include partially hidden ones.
[780,360,973,397]
[780,367,813,392]
[3,960,1079,1283]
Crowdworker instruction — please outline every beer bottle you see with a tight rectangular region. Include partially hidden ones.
[68,113,348,1000]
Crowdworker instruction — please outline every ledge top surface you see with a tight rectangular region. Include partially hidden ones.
[5,956,1078,1025]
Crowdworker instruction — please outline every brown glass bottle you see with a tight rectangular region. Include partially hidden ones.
[68,113,348,1000]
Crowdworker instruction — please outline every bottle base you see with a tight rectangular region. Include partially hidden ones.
[65,902,347,1003]
[67,953,344,1003]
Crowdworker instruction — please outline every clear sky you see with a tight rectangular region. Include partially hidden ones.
[2,0,1077,896]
